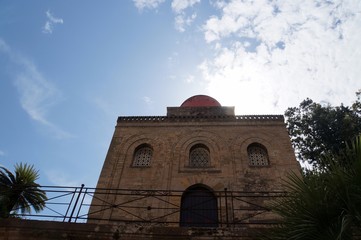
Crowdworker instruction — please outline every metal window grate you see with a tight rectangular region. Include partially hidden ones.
[190,147,210,167]
[248,145,269,166]
[133,147,152,167]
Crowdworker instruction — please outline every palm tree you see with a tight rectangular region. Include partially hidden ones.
[0,163,47,218]
[260,135,361,240]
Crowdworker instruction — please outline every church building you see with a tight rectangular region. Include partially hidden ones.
[88,95,300,229]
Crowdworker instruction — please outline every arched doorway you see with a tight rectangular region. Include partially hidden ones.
[180,185,218,227]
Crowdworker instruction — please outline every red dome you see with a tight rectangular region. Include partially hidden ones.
[181,95,221,107]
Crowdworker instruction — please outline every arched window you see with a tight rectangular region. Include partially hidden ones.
[189,144,210,168]
[247,143,269,166]
[132,145,153,167]
[180,185,218,227]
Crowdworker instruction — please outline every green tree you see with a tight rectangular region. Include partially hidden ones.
[261,135,361,240]
[0,163,47,218]
[285,91,361,169]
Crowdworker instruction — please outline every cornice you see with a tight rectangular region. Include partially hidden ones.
[117,115,284,123]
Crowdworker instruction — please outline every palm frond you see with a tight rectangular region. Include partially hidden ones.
[260,135,361,239]
[0,163,47,218]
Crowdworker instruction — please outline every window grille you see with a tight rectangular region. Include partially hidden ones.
[248,144,269,166]
[133,146,152,167]
[190,145,210,168]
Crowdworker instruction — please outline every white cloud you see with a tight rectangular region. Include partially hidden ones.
[133,0,165,11]
[175,13,197,32]
[185,74,195,83]
[133,0,201,43]
[171,0,200,13]
[0,150,5,156]
[43,10,63,34]
[172,0,200,32]
[131,0,361,113]
[199,0,361,114]
[0,38,73,139]
[132,0,200,31]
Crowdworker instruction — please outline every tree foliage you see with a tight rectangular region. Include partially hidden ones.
[285,90,361,169]
[0,163,47,218]
[261,135,361,240]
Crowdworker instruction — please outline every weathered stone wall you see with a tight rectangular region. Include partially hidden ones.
[0,219,114,240]
[0,219,263,240]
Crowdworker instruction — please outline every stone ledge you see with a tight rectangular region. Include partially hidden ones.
[117,115,284,123]
[0,218,269,240]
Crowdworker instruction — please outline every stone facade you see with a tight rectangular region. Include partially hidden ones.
[88,96,300,228]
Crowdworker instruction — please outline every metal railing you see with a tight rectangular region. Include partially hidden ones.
[8,185,285,227]
[6,186,361,239]
[7,185,89,222]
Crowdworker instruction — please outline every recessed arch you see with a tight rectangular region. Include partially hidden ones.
[180,184,218,227]
[232,136,273,167]
[173,130,224,172]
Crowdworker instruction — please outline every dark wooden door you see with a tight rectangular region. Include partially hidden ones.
[180,186,218,227]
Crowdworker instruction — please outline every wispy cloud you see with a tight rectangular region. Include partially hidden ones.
[133,0,165,11]
[0,38,11,53]
[143,96,153,105]
[172,0,200,32]
[174,12,197,32]
[0,38,73,139]
[0,150,5,156]
[14,61,60,125]
[43,10,63,34]
[171,0,200,13]
[133,0,199,31]
[45,169,81,187]
[185,74,195,83]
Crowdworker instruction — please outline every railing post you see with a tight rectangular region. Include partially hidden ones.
[68,184,84,222]
[63,187,77,222]
[75,188,88,222]
[231,190,234,227]
[219,191,223,227]
[224,188,229,227]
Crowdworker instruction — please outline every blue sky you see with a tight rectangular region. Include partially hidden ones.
[1,0,360,188]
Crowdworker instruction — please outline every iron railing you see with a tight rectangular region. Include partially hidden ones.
[8,185,285,227]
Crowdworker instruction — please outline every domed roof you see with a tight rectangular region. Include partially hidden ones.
[181,95,221,107]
